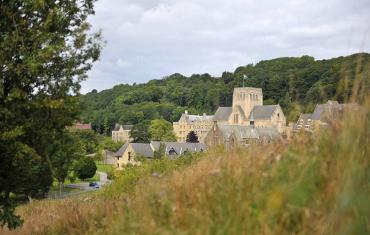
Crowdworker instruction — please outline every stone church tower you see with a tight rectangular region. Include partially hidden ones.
[231,87,263,124]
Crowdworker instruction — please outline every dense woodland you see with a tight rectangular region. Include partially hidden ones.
[80,53,370,134]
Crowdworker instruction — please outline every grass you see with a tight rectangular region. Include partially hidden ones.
[95,161,115,173]
[1,101,369,234]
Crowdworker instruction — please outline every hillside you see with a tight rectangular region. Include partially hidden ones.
[2,97,369,234]
[79,53,370,134]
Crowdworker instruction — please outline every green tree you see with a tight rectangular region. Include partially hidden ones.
[74,158,97,181]
[149,119,177,141]
[100,136,124,152]
[186,131,199,143]
[50,132,86,194]
[0,0,101,229]
[130,121,151,143]
[72,130,100,154]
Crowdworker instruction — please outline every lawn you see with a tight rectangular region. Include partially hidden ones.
[95,161,115,173]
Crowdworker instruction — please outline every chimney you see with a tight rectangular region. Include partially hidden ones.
[203,113,206,117]
[185,110,188,115]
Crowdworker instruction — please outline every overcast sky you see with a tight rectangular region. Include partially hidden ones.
[81,0,370,93]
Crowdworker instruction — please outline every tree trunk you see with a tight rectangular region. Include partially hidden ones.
[59,181,64,196]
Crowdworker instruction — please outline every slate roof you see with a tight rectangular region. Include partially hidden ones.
[213,107,232,121]
[115,143,129,157]
[218,125,280,142]
[249,105,279,119]
[115,142,206,159]
[151,141,206,156]
[311,101,345,120]
[183,114,214,122]
[131,143,154,158]
[299,113,313,121]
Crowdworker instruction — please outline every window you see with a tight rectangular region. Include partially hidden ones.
[128,152,132,161]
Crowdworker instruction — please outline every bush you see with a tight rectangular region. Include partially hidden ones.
[74,158,97,180]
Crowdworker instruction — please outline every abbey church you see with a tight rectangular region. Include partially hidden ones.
[173,87,288,146]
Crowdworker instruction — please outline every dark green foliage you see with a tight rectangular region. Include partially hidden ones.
[71,130,100,154]
[130,121,152,143]
[80,53,370,128]
[0,0,101,229]
[50,132,86,192]
[186,131,199,143]
[74,158,97,180]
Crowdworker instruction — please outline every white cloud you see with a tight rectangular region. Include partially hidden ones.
[81,0,370,93]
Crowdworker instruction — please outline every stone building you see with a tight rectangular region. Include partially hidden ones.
[172,111,214,143]
[294,100,359,132]
[112,124,133,143]
[115,141,206,169]
[213,87,287,133]
[173,87,288,143]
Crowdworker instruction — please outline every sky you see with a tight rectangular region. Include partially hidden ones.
[81,0,370,93]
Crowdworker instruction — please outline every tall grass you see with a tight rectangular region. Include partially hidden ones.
[1,101,369,234]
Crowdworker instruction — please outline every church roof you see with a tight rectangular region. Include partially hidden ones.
[217,125,280,142]
[249,105,279,119]
[213,107,232,121]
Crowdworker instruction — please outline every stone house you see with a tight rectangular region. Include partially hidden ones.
[115,141,206,169]
[294,100,359,132]
[112,124,133,143]
[172,111,214,143]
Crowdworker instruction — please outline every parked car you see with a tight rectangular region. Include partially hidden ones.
[89,182,100,188]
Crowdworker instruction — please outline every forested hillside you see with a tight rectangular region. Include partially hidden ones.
[79,53,370,134]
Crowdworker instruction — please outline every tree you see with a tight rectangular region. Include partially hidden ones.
[100,136,124,152]
[74,158,97,181]
[149,119,177,141]
[186,131,199,143]
[130,121,151,143]
[0,0,101,229]
[50,132,86,194]
[72,130,100,154]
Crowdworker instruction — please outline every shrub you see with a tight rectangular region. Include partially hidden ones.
[74,158,97,180]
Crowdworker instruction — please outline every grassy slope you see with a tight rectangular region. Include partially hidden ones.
[2,105,369,234]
